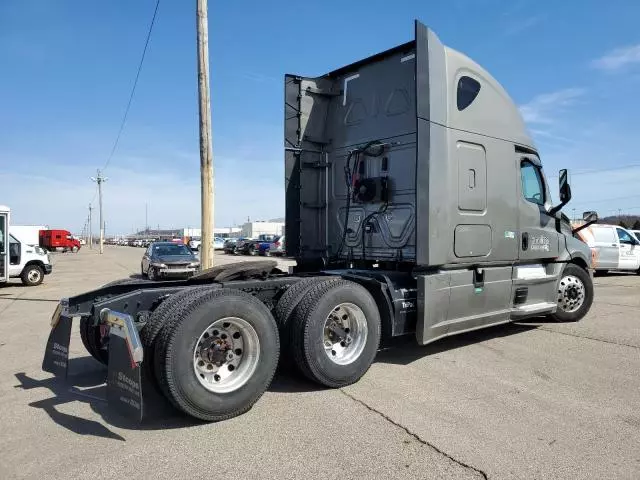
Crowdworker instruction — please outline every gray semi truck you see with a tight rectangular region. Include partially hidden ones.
[42,21,598,422]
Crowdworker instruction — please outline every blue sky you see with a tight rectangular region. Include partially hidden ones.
[1,0,640,234]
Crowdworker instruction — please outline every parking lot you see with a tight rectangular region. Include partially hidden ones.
[0,246,639,479]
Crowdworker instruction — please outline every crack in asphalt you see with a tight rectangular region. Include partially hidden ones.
[0,290,27,316]
[340,389,489,480]
[594,301,639,309]
[537,327,640,350]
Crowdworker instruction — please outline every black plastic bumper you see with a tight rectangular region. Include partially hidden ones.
[44,264,53,275]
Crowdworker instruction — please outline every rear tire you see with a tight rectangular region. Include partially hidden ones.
[140,286,217,390]
[154,288,279,421]
[21,265,44,286]
[274,277,337,331]
[288,279,381,388]
[549,264,594,322]
[80,317,109,365]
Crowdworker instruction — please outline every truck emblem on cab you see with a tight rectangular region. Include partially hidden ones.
[530,235,550,252]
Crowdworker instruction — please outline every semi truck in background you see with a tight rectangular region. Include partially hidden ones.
[43,20,597,423]
[0,206,53,286]
[39,229,81,253]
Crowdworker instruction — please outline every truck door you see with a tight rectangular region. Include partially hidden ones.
[589,226,619,270]
[0,212,7,282]
[615,227,640,270]
[517,156,560,260]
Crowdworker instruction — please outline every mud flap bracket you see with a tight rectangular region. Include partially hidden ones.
[101,308,144,422]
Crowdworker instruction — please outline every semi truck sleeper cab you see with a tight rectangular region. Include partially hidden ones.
[42,20,596,423]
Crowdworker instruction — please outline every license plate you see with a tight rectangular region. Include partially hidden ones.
[50,303,63,328]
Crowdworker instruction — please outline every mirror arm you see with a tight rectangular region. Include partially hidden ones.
[549,202,566,216]
[572,219,597,235]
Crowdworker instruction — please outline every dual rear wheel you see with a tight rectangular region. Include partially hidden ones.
[142,278,379,421]
[81,276,380,422]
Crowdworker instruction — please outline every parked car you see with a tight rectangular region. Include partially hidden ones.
[258,235,285,256]
[213,237,225,250]
[239,234,278,255]
[141,241,200,281]
[223,237,243,254]
[575,224,640,274]
[190,237,225,251]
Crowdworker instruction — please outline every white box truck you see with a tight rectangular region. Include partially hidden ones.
[0,206,53,286]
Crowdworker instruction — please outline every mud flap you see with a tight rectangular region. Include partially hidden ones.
[42,300,72,378]
[101,309,144,422]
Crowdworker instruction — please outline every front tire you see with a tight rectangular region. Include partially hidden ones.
[21,265,44,286]
[72,246,79,253]
[549,264,594,322]
[288,279,381,388]
[148,267,157,281]
[154,288,280,421]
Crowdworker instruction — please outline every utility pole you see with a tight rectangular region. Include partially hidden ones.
[91,169,108,254]
[88,203,93,249]
[197,0,214,269]
[145,203,149,234]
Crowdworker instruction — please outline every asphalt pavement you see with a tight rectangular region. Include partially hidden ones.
[0,246,638,479]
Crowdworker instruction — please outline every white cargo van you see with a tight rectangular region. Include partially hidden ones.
[0,205,53,286]
[577,224,640,273]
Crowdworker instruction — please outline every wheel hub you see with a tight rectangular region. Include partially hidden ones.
[193,317,260,393]
[199,337,231,366]
[557,275,586,313]
[323,303,368,366]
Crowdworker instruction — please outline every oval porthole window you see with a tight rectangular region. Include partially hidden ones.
[457,76,481,111]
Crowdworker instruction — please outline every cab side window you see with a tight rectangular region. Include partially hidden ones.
[616,228,636,244]
[520,160,545,206]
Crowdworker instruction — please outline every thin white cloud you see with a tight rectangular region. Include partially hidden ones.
[505,15,543,36]
[529,129,576,145]
[519,88,586,124]
[591,44,640,72]
[1,162,285,236]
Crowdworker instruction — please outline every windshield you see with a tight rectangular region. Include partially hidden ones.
[153,244,192,256]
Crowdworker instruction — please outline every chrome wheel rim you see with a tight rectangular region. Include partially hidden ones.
[323,303,368,365]
[557,275,585,313]
[28,269,41,283]
[193,317,260,393]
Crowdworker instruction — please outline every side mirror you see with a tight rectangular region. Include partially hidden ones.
[559,169,571,204]
[572,210,599,235]
[582,211,598,223]
[549,169,572,215]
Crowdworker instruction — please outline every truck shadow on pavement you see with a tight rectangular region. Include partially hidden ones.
[14,321,544,439]
[375,321,540,366]
[14,357,206,441]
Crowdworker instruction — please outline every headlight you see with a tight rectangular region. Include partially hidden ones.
[35,246,46,255]
[151,263,167,268]
[189,262,200,268]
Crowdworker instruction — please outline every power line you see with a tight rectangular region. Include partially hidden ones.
[102,0,161,172]
[548,163,640,179]
[570,194,640,207]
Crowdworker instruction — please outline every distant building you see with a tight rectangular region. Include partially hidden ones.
[241,221,284,238]
[181,227,242,239]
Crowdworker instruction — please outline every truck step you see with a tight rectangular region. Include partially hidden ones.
[511,302,556,318]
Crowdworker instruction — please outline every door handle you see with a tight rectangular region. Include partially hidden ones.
[522,232,529,251]
[612,244,618,247]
